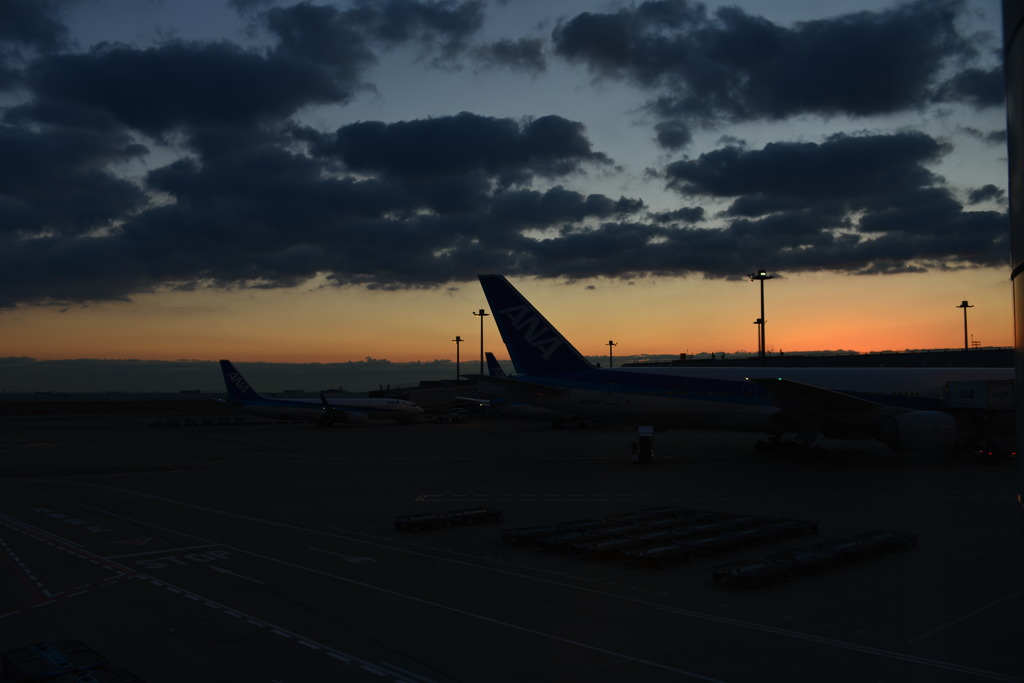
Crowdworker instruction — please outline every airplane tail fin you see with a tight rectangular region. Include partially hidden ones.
[220,360,263,401]
[485,352,507,378]
[478,275,594,375]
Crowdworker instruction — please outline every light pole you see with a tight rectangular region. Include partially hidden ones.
[748,269,774,365]
[452,335,463,380]
[472,309,490,375]
[607,340,617,368]
[956,300,973,350]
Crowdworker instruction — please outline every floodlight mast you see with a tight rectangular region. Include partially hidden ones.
[452,335,464,380]
[607,340,617,368]
[748,269,774,365]
[956,300,974,350]
[472,309,490,374]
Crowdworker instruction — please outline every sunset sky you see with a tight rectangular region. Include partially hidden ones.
[0,0,1011,368]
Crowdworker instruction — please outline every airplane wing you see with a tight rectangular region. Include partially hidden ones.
[318,392,369,424]
[465,375,567,401]
[455,396,491,406]
[748,377,887,414]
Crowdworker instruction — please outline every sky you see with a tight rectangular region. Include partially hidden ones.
[0,0,1012,375]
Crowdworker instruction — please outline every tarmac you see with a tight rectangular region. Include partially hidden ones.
[0,406,1020,682]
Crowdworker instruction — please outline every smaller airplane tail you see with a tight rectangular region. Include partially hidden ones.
[485,352,507,378]
[478,275,594,375]
[220,360,263,401]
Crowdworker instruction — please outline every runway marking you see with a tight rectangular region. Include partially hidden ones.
[7,501,437,682]
[0,536,51,598]
[415,492,665,502]
[657,605,1020,682]
[0,513,132,591]
[310,547,377,564]
[907,591,1023,644]
[132,572,439,683]
[106,543,219,560]
[334,532,1022,682]
[117,517,726,681]
[377,662,442,683]
[32,480,1021,682]
[415,491,1011,502]
[208,565,264,584]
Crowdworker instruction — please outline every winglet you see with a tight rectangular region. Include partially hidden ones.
[478,275,593,375]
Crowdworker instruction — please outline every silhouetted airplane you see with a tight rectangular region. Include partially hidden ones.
[485,352,507,378]
[466,351,569,421]
[219,360,423,426]
[474,274,1012,453]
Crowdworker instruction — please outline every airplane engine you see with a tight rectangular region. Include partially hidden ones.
[879,411,957,453]
[344,412,369,425]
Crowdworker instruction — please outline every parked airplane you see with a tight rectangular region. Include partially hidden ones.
[474,274,1013,453]
[466,352,570,421]
[219,360,423,426]
[485,352,508,378]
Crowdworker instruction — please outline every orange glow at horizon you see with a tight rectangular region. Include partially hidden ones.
[0,268,1012,363]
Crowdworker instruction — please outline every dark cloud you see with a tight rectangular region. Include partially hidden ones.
[0,0,1008,308]
[490,187,643,229]
[654,120,692,150]
[934,66,1005,108]
[26,41,348,136]
[313,112,609,183]
[0,0,71,53]
[665,132,947,199]
[0,122,148,238]
[265,3,378,86]
[14,1,487,140]
[553,0,982,141]
[968,184,1006,204]
[652,207,704,223]
[264,0,483,76]
[0,116,1006,305]
[473,38,546,73]
[356,0,485,62]
[0,102,642,305]
[0,0,74,90]
[961,126,1008,145]
[652,132,1008,277]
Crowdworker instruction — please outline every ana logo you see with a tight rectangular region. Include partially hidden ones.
[499,304,563,360]
[228,372,250,394]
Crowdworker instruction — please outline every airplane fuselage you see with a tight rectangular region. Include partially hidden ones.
[482,366,1012,432]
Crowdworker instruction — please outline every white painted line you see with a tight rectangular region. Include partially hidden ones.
[106,544,219,560]
[375,662,441,683]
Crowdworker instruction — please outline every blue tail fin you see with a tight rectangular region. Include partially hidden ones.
[220,360,263,401]
[478,275,594,375]
[485,352,507,378]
